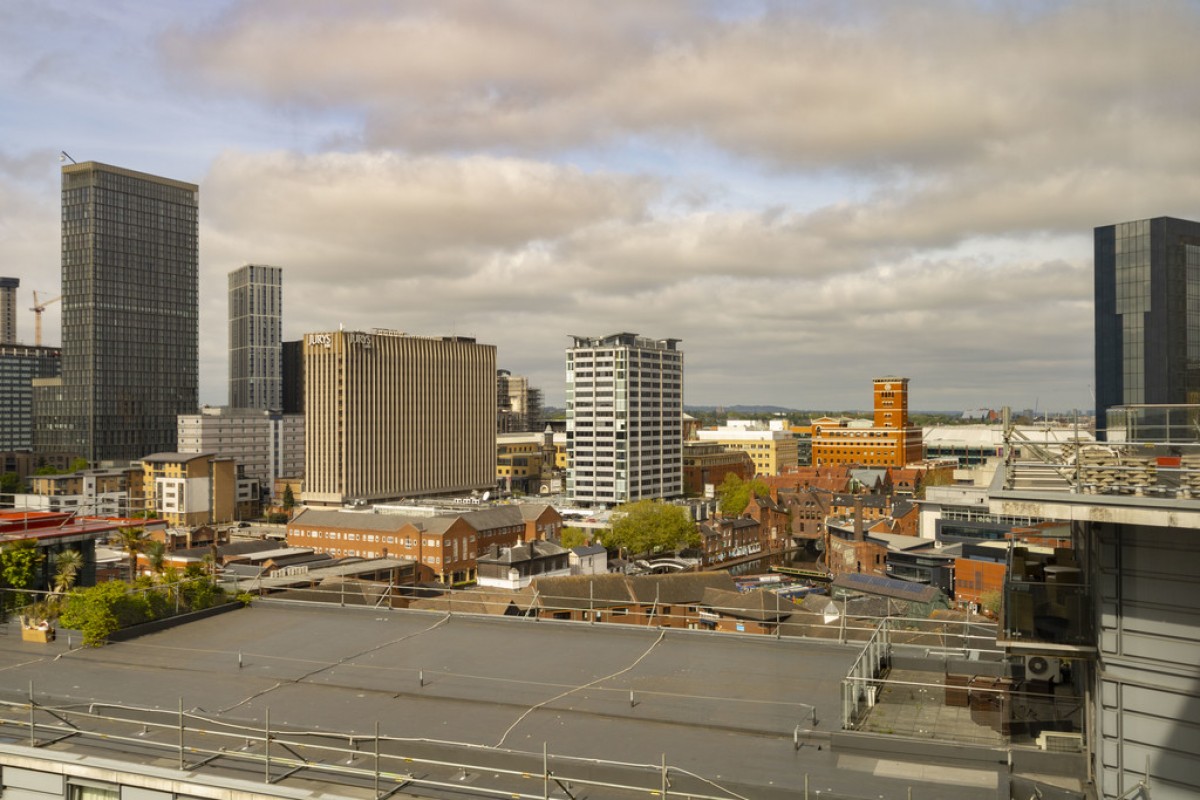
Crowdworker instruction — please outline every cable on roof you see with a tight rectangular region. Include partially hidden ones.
[494,628,667,748]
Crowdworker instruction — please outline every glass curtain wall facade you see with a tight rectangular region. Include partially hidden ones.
[0,276,18,344]
[566,333,683,506]
[35,162,199,462]
[1095,217,1200,439]
[228,264,282,410]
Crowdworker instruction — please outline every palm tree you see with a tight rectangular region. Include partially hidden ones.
[51,549,83,596]
[145,541,166,576]
[118,527,149,582]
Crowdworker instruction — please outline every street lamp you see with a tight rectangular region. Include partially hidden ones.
[59,151,77,164]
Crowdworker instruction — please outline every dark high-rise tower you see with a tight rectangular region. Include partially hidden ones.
[34,162,199,462]
[0,277,18,344]
[1094,216,1200,436]
[229,264,282,410]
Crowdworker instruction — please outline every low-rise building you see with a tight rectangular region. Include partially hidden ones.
[682,440,755,496]
[141,452,259,527]
[476,541,570,589]
[694,419,798,476]
[569,543,608,575]
[697,516,764,566]
[287,503,561,585]
[16,466,142,516]
[177,406,304,500]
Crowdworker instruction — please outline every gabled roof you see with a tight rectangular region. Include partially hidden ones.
[628,572,735,604]
[409,587,538,615]
[518,503,556,522]
[531,573,635,610]
[571,544,607,556]
[701,587,794,622]
[290,509,417,533]
[830,493,888,509]
[478,540,568,565]
[461,506,526,531]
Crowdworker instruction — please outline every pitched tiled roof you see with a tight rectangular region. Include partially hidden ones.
[700,587,795,622]
[460,506,526,531]
[290,509,418,533]
[531,573,635,610]
[627,572,735,604]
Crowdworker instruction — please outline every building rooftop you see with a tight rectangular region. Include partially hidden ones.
[1,602,1010,799]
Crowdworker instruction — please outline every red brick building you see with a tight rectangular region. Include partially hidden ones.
[682,441,755,496]
[287,503,561,585]
[811,378,924,468]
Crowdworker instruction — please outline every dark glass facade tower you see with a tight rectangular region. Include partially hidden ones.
[1095,217,1200,437]
[228,264,282,410]
[34,162,199,462]
[0,276,18,344]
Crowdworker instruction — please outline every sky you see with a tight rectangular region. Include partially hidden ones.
[2,1,1198,413]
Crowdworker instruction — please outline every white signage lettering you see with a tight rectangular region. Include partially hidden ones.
[308,333,332,348]
[347,332,373,348]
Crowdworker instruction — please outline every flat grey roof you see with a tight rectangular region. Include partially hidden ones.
[1,602,1004,799]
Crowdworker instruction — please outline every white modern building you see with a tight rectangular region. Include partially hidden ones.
[229,264,282,411]
[566,332,683,506]
[177,406,303,499]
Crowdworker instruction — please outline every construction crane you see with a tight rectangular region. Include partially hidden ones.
[30,290,61,347]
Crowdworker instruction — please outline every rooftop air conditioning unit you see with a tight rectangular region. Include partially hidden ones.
[1025,654,1061,683]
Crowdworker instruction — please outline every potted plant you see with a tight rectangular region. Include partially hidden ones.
[19,599,58,643]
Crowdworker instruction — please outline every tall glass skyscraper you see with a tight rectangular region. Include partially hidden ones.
[1094,216,1200,436]
[228,264,282,410]
[34,162,199,462]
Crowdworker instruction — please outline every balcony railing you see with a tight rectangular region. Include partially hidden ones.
[999,546,1093,650]
[1001,405,1200,500]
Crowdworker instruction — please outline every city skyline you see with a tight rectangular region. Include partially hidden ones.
[2,2,1199,411]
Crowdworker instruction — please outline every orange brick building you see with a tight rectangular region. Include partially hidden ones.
[812,377,923,468]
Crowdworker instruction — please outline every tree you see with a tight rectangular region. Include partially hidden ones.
[1,540,44,621]
[52,549,84,596]
[602,500,698,558]
[34,464,61,476]
[118,527,149,581]
[68,457,90,472]
[144,541,166,576]
[1,472,21,495]
[716,474,774,517]
[282,484,296,512]
[559,527,590,549]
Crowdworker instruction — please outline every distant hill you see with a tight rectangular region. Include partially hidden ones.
[685,405,797,415]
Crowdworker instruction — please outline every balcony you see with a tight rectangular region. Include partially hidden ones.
[998,546,1093,653]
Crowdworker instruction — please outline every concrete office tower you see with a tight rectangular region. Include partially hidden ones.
[229,264,282,410]
[303,330,496,506]
[566,332,683,506]
[33,162,199,462]
[1095,217,1200,436]
[0,277,17,344]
